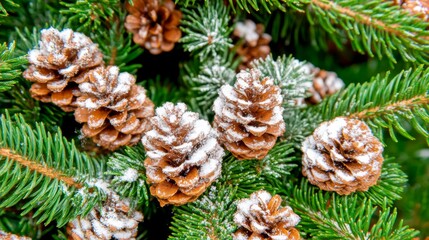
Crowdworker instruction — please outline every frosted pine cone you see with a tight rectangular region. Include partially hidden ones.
[23,27,104,112]
[302,117,384,195]
[124,0,182,54]
[213,68,285,160]
[303,63,344,105]
[67,194,143,240]
[233,20,271,70]
[233,190,301,240]
[0,230,31,240]
[142,102,224,206]
[74,66,154,151]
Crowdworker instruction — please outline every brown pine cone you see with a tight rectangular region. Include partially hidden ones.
[23,27,104,112]
[394,0,429,20]
[302,117,384,195]
[303,63,344,105]
[213,68,285,160]
[74,66,154,151]
[142,102,224,207]
[0,231,31,240]
[124,0,182,55]
[66,193,143,240]
[233,20,271,71]
[233,190,301,240]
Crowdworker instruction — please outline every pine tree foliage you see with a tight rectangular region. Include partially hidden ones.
[0,42,26,92]
[0,113,107,227]
[0,80,67,133]
[182,55,237,115]
[252,55,312,109]
[0,0,19,17]
[60,0,119,30]
[106,144,150,208]
[236,0,429,64]
[309,66,429,143]
[289,180,419,239]
[180,1,233,59]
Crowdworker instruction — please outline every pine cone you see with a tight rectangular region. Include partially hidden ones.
[303,63,344,105]
[233,190,301,240]
[66,194,143,240]
[233,20,271,70]
[142,102,224,207]
[23,27,104,112]
[395,0,429,20]
[213,68,285,160]
[0,231,31,240]
[302,117,384,195]
[124,0,182,55]
[74,66,154,151]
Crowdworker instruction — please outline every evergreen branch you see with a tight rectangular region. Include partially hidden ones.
[106,144,150,208]
[0,80,67,133]
[91,6,144,74]
[357,157,407,206]
[0,42,27,92]
[0,0,19,18]
[180,0,233,59]
[306,0,429,64]
[0,113,107,226]
[309,66,429,143]
[182,53,237,117]
[169,183,237,240]
[60,0,119,30]
[289,180,419,239]
[0,148,82,189]
[251,55,312,109]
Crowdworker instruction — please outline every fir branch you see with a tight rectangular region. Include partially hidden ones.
[0,42,27,92]
[0,80,67,133]
[309,66,429,143]
[0,148,82,189]
[180,0,233,59]
[0,0,19,18]
[106,144,150,208]
[251,55,312,109]
[60,0,119,31]
[182,54,237,116]
[357,157,407,206]
[0,113,107,226]
[91,6,144,74]
[304,0,429,64]
[170,183,237,240]
[289,180,419,239]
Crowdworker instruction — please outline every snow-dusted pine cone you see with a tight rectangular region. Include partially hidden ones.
[67,194,143,240]
[124,0,182,54]
[394,0,429,20]
[213,68,285,160]
[23,27,104,112]
[0,230,31,240]
[302,117,384,195]
[233,20,271,70]
[303,63,344,105]
[233,190,301,240]
[74,66,154,151]
[142,102,224,206]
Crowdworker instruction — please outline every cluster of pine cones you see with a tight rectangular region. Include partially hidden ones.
[22,1,390,239]
[24,28,155,151]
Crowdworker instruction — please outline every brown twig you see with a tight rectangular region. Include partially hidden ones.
[0,148,83,189]
[348,95,429,119]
